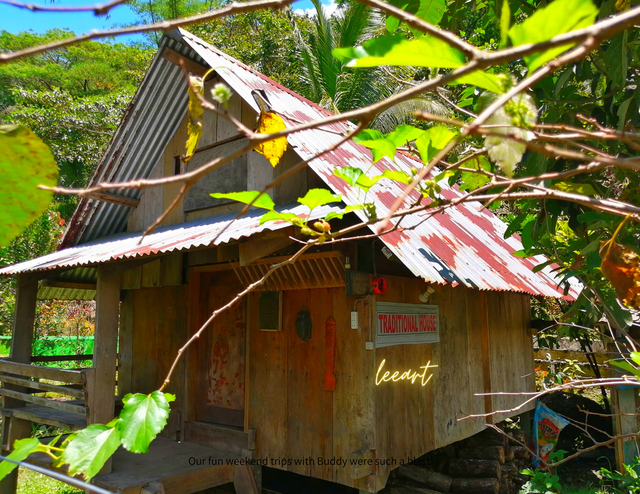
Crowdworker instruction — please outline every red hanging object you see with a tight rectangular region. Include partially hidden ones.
[324,316,337,391]
[372,277,388,294]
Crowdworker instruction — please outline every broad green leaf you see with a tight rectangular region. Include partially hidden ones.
[382,169,412,184]
[386,125,424,148]
[334,166,363,187]
[386,0,446,33]
[353,130,397,162]
[499,0,511,49]
[333,35,465,69]
[185,75,204,163]
[324,204,365,221]
[605,32,628,90]
[631,352,640,367]
[0,438,40,482]
[355,174,384,191]
[62,425,121,481]
[117,392,175,454]
[298,189,341,211]
[415,126,457,164]
[0,125,58,248]
[452,71,504,93]
[259,211,300,225]
[460,156,492,191]
[508,0,598,73]
[610,359,640,378]
[551,182,596,196]
[504,213,530,239]
[210,191,275,210]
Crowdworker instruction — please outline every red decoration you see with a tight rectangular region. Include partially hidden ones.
[324,317,337,391]
[373,277,388,294]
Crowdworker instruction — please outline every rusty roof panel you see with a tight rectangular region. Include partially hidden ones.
[0,205,340,275]
[181,30,580,300]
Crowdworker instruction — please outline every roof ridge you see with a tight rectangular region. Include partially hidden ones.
[178,28,337,119]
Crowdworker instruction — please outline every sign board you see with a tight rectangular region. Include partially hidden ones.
[376,302,439,348]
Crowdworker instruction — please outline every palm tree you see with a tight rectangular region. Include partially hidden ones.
[292,0,448,132]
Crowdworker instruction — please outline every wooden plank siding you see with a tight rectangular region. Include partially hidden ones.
[128,286,188,440]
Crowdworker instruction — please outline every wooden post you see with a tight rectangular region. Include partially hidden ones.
[89,266,121,474]
[0,274,38,494]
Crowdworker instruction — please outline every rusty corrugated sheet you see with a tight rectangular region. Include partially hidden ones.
[180,30,580,300]
[0,205,340,275]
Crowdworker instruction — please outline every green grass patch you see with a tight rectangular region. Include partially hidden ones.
[18,468,82,494]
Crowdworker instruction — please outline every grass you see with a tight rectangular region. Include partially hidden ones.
[17,468,81,494]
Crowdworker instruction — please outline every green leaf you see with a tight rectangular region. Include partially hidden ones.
[551,182,596,196]
[631,352,640,368]
[415,126,457,164]
[385,125,424,148]
[508,0,598,73]
[259,211,300,225]
[388,0,447,28]
[62,425,121,481]
[0,125,58,248]
[0,438,40,482]
[499,0,511,49]
[382,169,413,185]
[460,156,492,191]
[334,166,363,187]
[610,359,640,378]
[605,32,628,90]
[297,188,342,211]
[117,391,174,454]
[504,213,529,239]
[210,191,275,210]
[452,71,504,93]
[333,35,465,69]
[353,129,397,162]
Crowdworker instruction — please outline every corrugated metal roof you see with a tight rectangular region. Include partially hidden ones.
[6,30,579,300]
[180,30,580,300]
[60,34,203,248]
[38,267,97,300]
[0,205,340,275]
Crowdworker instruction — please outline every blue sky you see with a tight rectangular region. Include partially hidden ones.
[0,0,323,44]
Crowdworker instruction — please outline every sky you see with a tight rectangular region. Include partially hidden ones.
[0,0,334,44]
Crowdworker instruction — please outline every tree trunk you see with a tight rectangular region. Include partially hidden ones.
[450,478,499,494]
[449,459,501,479]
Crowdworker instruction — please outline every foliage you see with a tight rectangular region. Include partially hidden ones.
[293,0,448,131]
[0,126,58,248]
[0,392,175,483]
[598,457,640,493]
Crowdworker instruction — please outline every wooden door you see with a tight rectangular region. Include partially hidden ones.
[195,272,246,428]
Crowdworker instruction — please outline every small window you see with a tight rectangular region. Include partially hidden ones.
[259,291,281,331]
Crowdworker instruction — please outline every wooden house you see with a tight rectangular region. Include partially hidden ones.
[0,29,579,494]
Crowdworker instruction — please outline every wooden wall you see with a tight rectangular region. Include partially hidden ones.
[373,276,533,490]
[119,285,188,440]
[126,75,312,234]
[247,288,376,491]
[245,275,533,492]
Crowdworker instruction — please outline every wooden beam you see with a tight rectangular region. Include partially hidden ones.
[85,191,139,208]
[90,266,120,474]
[162,48,209,77]
[0,360,84,384]
[0,274,38,494]
[41,280,97,291]
[0,388,86,415]
[0,375,84,400]
[239,235,293,266]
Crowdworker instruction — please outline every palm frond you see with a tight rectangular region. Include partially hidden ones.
[372,97,451,133]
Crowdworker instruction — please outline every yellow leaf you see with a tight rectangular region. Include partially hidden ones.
[255,112,287,167]
[600,216,640,309]
[185,74,204,163]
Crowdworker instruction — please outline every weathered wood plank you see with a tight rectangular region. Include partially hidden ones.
[0,360,84,384]
[0,375,84,399]
[119,290,134,397]
[1,404,87,430]
[0,388,86,415]
[91,266,120,433]
[185,421,252,456]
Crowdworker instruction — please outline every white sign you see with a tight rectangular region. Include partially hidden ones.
[376,302,439,348]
